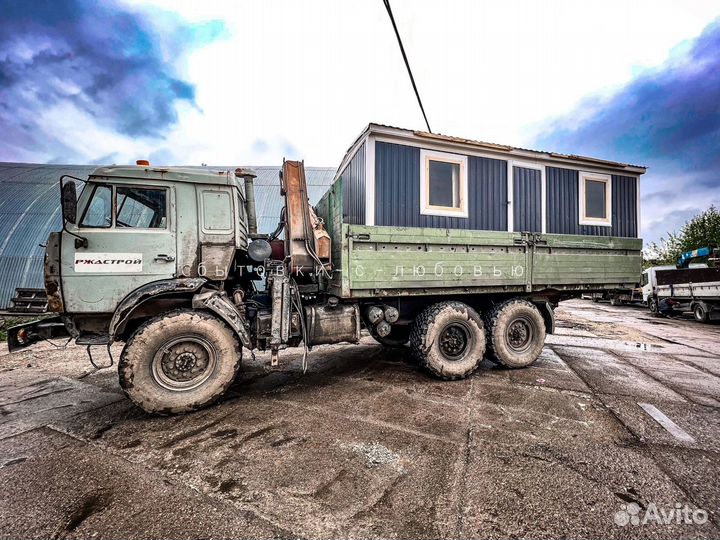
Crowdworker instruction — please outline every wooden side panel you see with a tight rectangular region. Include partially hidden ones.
[346,225,526,295]
[532,233,642,287]
[338,225,642,298]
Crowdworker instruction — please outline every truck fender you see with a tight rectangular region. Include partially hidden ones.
[109,277,207,341]
[535,301,555,335]
[192,291,253,350]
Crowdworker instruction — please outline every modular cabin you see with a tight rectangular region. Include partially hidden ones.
[316,123,645,300]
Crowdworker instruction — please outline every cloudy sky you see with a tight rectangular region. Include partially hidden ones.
[1,0,719,244]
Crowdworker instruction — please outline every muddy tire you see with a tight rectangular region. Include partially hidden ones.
[693,303,710,323]
[370,325,410,347]
[649,298,659,316]
[119,309,241,414]
[610,296,622,306]
[486,299,545,368]
[409,301,486,380]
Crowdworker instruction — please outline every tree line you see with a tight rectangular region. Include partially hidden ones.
[644,205,720,266]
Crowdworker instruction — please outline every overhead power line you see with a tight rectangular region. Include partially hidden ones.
[382,0,432,133]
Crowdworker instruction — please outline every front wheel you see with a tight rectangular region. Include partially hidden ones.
[119,309,241,414]
[649,298,659,316]
[409,301,486,380]
[486,299,546,368]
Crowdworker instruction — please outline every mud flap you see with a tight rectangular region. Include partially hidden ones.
[536,301,555,334]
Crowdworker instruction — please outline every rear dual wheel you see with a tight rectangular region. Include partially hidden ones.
[485,299,545,368]
[410,301,486,380]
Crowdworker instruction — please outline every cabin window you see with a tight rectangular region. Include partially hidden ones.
[79,184,112,228]
[200,190,233,233]
[420,149,468,218]
[116,187,167,228]
[579,172,612,226]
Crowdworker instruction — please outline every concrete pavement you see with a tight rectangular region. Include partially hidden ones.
[1,299,718,539]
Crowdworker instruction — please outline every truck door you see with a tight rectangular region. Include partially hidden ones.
[511,164,543,233]
[641,270,651,302]
[61,182,177,313]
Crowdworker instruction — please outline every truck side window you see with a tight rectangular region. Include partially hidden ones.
[116,187,167,228]
[201,190,233,232]
[80,185,112,228]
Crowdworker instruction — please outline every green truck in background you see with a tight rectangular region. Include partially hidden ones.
[8,125,644,414]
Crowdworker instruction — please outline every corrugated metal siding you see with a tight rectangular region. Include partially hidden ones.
[546,167,638,237]
[251,166,336,234]
[375,142,507,230]
[612,175,639,238]
[0,163,336,309]
[513,166,541,232]
[340,141,366,225]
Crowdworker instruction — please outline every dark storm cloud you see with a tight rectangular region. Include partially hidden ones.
[0,0,224,160]
[535,18,720,175]
[533,18,720,243]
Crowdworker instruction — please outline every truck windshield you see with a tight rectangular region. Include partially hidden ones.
[78,184,167,228]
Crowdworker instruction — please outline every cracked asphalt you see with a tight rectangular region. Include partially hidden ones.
[1,299,719,539]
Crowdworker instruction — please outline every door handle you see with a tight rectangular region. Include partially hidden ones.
[154,254,175,262]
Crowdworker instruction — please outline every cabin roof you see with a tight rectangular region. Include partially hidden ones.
[90,165,239,186]
[336,123,647,177]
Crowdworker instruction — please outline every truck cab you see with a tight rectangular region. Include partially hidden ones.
[641,265,675,308]
[9,161,346,414]
[45,165,250,338]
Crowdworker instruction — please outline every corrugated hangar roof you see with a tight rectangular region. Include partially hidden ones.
[0,163,336,310]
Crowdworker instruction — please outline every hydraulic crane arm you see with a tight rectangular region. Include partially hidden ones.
[676,246,718,268]
[280,160,331,275]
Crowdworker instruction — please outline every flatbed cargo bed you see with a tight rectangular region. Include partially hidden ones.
[655,267,720,301]
[326,224,642,299]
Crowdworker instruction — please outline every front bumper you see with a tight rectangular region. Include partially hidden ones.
[7,316,71,352]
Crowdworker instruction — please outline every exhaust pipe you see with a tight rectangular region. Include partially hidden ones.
[236,168,258,236]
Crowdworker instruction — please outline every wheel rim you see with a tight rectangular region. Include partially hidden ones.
[506,316,534,353]
[439,323,471,360]
[151,335,218,392]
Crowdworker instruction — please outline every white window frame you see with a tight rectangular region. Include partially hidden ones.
[579,171,612,226]
[420,149,468,218]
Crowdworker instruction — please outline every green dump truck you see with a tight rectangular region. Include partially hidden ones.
[8,123,644,414]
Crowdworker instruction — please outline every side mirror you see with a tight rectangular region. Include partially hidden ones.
[61,181,77,223]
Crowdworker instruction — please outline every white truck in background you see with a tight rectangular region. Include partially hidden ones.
[642,264,720,322]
